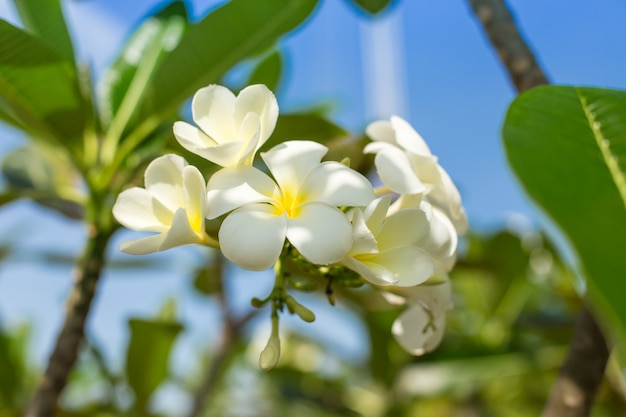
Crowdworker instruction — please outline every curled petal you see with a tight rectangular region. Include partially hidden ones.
[341,257,396,286]
[422,203,458,262]
[347,209,378,256]
[392,304,446,355]
[119,234,165,255]
[182,166,207,233]
[261,140,327,190]
[374,147,427,195]
[144,154,186,212]
[363,196,392,237]
[192,85,236,141]
[360,246,433,287]
[365,120,396,144]
[376,208,429,251]
[390,115,432,156]
[234,84,279,147]
[173,121,217,156]
[300,162,375,207]
[206,166,278,218]
[286,202,352,265]
[159,208,205,251]
[113,187,169,232]
[235,112,262,165]
[219,204,287,271]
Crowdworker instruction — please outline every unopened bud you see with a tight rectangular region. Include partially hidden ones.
[340,157,351,167]
[251,297,265,308]
[259,318,281,371]
[285,296,316,323]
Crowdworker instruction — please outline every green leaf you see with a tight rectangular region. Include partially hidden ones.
[125,317,183,412]
[0,19,86,143]
[502,85,626,332]
[262,112,347,152]
[98,1,188,129]
[12,0,75,63]
[351,0,395,14]
[247,50,282,92]
[138,0,318,121]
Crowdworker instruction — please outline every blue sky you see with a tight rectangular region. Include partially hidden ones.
[1,0,626,406]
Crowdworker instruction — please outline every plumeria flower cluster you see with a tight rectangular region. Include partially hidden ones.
[112,84,466,369]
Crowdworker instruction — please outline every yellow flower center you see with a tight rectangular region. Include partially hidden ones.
[274,186,302,218]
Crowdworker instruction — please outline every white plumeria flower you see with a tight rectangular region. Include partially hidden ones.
[173,84,279,167]
[341,196,434,287]
[113,154,211,254]
[206,140,375,271]
[386,279,453,355]
[364,115,467,233]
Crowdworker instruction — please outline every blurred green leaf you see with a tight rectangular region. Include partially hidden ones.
[12,0,75,63]
[502,86,626,333]
[248,50,282,92]
[192,254,223,296]
[0,19,86,143]
[125,316,183,412]
[98,1,188,129]
[351,0,394,14]
[0,324,31,410]
[2,143,84,219]
[138,0,318,122]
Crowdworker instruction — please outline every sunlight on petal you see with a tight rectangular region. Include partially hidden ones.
[159,208,204,251]
[234,84,279,146]
[367,246,433,287]
[119,234,165,255]
[173,121,217,153]
[286,202,352,265]
[219,204,287,271]
[363,196,391,237]
[391,115,432,156]
[144,154,185,212]
[376,209,429,250]
[348,209,378,255]
[341,257,394,286]
[392,304,437,355]
[192,84,236,141]
[300,162,375,207]
[365,120,396,144]
[113,187,168,232]
[182,166,207,233]
[261,140,327,189]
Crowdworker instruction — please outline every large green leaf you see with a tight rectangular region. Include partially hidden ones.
[12,0,75,63]
[351,0,395,14]
[0,20,86,142]
[98,1,187,129]
[502,85,626,331]
[125,316,183,412]
[247,50,282,92]
[138,0,318,121]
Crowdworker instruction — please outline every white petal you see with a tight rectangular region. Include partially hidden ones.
[219,204,287,271]
[341,257,396,286]
[363,140,397,155]
[408,280,453,317]
[347,209,378,255]
[392,303,446,355]
[234,112,261,165]
[422,202,458,261]
[234,84,279,147]
[113,187,169,232]
[119,234,164,255]
[300,162,375,207]
[144,154,186,213]
[365,120,396,144]
[261,140,327,190]
[363,196,391,237]
[158,207,204,251]
[173,121,217,155]
[206,166,278,218]
[374,147,427,194]
[390,115,432,156]
[361,246,434,287]
[192,85,236,142]
[182,166,206,233]
[286,202,352,265]
[376,208,429,251]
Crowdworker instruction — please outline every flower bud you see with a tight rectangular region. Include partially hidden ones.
[259,318,281,371]
[285,296,316,323]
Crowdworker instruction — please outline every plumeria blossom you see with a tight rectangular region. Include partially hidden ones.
[341,196,434,287]
[365,115,468,233]
[385,279,453,355]
[206,140,375,271]
[173,84,279,167]
[112,154,211,254]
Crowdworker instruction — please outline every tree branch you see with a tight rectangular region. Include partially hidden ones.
[467,0,548,91]
[24,225,112,417]
[466,1,610,415]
